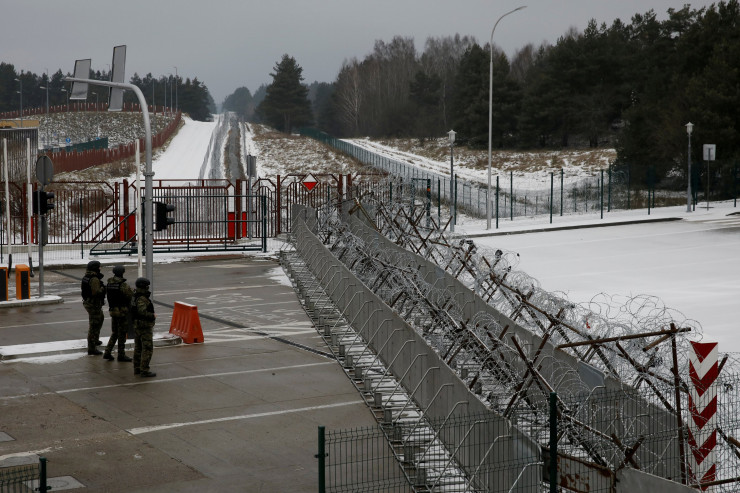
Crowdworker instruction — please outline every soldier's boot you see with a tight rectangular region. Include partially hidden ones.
[102,352,115,360]
[88,348,103,355]
[118,354,132,362]
[140,371,157,378]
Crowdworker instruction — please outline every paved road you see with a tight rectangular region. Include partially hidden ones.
[0,256,376,492]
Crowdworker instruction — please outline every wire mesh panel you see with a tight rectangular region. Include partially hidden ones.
[0,462,39,492]
[326,425,412,493]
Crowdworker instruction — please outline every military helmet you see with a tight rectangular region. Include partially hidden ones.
[112,265,125,276]
[87,260,101,271]
[135,277,151,289]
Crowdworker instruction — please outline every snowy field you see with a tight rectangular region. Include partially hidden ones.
[143,117,740,352]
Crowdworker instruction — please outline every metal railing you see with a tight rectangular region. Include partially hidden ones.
[0,456,47,493]
[301,128,740,225]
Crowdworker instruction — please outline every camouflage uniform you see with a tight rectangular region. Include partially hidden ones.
[132,285,156,376]
[81,268,106,354]
[104,274,134,360]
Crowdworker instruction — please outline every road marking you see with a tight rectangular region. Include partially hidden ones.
[127,400,363,435]
[0,319,88,330]
[0,362,335,401]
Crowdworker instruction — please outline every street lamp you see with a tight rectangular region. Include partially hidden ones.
[173,66,178,113]
[487,5,526,229]
[686,122,693,212]
[61,87,69,111]
[40,83,50,147]
[14,77,23,127]
[449,129,456,232]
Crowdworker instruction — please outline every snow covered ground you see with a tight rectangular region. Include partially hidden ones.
[150,115,217,181]
[60,117,740,352]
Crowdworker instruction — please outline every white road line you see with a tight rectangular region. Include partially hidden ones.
[0,319,88,330]
[127,400,363,435]
[161,284,289,296]
[0,362,334,400]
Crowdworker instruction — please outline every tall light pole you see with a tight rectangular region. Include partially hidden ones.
[14,77,23,127]
[39,82,50,147]
[686,122,693,212]
[487,5,526,229]
[449,129,456,232]
[173,66,178,113]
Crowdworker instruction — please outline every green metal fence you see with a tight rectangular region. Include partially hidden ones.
[318,374,740,492]
[302,128,739,226]
[0,456,47,493]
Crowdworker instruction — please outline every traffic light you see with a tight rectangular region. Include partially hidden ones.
[154,201,176,231]
[32,190,55,215]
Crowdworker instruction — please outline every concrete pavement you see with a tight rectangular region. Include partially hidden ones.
[0,256,377,492]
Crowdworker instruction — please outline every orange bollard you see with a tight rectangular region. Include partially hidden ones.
[168,302,204,344]
[15,264,31,300]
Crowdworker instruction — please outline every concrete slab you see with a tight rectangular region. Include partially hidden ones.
[0,295,63,309]
[0,333,182,360]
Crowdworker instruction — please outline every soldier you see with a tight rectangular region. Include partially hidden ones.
[81,260,106,355]
[132,277,156,377]
[103,265,133,362]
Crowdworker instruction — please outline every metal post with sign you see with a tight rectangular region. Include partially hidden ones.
[703,144,716,210]
[35,155,54,297]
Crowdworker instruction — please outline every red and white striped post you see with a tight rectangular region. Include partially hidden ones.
[687,341,718,490]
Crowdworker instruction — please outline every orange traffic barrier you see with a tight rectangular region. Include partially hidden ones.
[15,264,31,300]
[169,302,204,344]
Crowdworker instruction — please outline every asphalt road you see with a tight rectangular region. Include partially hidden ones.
[0,256,377,492]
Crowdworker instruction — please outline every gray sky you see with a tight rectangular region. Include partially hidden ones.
[2,1,717,104]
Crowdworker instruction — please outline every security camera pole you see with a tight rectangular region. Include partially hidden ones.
[64,76,155,290]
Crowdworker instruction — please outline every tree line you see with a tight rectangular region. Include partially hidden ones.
[0,64,215,121]
[225,1,739,184]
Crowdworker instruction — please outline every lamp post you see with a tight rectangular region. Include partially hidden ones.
[449,129,456,232]
[487,5,526,230]
[14,77,23,127]
[686,122,693,212]
[39,83,50,147]
[61,87,69,111]
[173,66,178,113]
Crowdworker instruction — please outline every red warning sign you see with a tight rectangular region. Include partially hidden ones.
[302,173,319,192]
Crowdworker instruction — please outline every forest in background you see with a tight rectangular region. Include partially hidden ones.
[0,65,215,122]
[224,1,739,185]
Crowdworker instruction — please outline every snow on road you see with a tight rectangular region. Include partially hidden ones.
[152,116,217,180]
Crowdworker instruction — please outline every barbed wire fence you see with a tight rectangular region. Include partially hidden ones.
[289,177,740,491]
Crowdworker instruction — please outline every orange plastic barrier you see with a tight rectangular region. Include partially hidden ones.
[15,264,31,300]
[168,302,204,344]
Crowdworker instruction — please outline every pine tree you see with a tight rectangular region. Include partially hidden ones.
[257,54,312,133]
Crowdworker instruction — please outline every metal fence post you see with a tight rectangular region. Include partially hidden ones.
[550,172,553,224]
[549,393,557,493]
[317,426,326,493]
[600,169,604,219]
[437,178,441,225]
[510,170,513,221]
[39,456,48,492]
[261,195,267,253]
[627,163,631,210]
[608,164,612,212]
[560,168,564,216]
[496,176,499,229]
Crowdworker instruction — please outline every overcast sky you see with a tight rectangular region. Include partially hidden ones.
[2,1,718,104]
